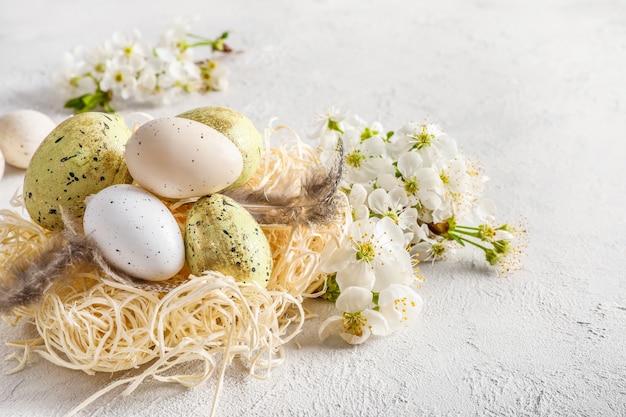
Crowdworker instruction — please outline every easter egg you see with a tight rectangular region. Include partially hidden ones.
[83,184,185,281]
[23,112,133,230]
[177,107,263,189]
[185,194,272,287]
[0,109,56,169]
[124,117,243,199]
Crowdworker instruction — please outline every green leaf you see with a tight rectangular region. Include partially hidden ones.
[64,95,90,112]
[320,274,341,302]
[64,90,114,114]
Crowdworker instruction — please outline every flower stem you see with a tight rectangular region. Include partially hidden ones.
[186,31,231,52]
[446,232,491,251]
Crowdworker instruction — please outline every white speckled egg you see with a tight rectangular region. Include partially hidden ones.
[83,184,185,281]
[125,117,244,199]
[0,109,56,169]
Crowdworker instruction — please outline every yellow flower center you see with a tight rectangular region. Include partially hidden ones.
[411,125,434,149]
[431,242,446,259]
[404,177,419,195]
[478,224,496,240]
[385,211,399,224]
[393,296,414,321]
[356,241,376,263]
[342,311,367,337]
[346,150,366,168]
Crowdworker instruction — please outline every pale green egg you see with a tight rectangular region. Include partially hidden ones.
[185,194,272,288]
[23,112,133,230]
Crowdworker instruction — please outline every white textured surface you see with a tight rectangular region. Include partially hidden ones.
[1,1,626,416]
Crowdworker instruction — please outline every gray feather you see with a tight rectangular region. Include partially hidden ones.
[0,230,98,314]
[226,141,344,225]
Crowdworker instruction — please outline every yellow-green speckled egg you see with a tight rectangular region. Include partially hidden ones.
[177,106,263,189]
[23,112,133,230]
[185,194,272,288]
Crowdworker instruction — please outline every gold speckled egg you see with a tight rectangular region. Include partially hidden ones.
[23,112,133,230]
[185,194,272,288]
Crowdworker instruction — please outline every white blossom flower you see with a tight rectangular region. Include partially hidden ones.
[159,17,197,55]
[367,187,417,244]
[108,29,150,61]
[81,42,115,75]
[395,151,445,211]
[412,237,452,264]
[319,286,389,344]
[390,123,458,166]
[57,51,91,94]
[321,216,415,292]
[99,56,140,101]
[378,284,424,332]
[319,284,424,344]
[312,106,349,138]
[342,130,391,185]
[408,222,444,263]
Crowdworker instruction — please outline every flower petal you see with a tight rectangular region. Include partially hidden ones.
[374,216,405,245]
[377,173,401,191]
[368,188,390,215]
[372,253,414,291]
[349,183,368,207]
[319,315,343,342]
[362,309,390,336]
[336,286,374,312]
[335,260,376,291]
[320,238,353,273]
[378,284,424,332]
[339,327,371,345]
[397,151,423,178]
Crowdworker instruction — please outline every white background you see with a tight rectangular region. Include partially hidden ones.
[1,0,625,416]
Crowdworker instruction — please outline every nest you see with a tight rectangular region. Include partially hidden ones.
[0,135,349,415]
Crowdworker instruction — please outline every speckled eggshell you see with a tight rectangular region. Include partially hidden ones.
[177,107,263,189]
[0,109,56,169]
[23,112,134,230]
[185,194,272,288]
[83,184,185,281]
[125,117,243,199]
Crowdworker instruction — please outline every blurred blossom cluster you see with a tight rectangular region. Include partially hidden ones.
[58,18,232,113]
